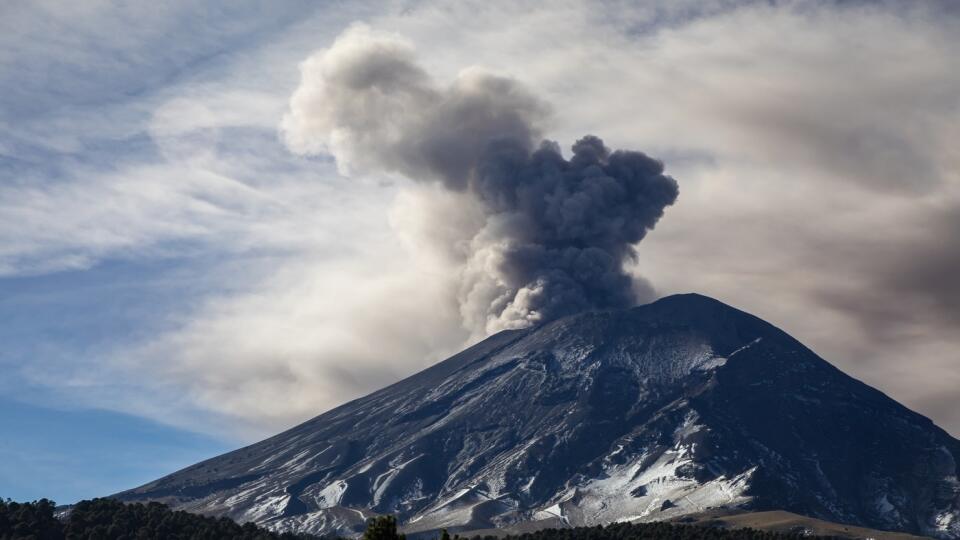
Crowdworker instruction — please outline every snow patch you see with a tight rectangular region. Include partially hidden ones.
[317,480,348,509]
[534,502,570,525]
[570,414,754,526]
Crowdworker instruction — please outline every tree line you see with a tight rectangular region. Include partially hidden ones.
[3,499,821,540]
[0,498,315,540]
[359,515,816,540]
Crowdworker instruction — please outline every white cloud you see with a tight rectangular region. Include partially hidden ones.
[115,250,468,437]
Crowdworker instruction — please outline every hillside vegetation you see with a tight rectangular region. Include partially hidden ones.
[1,499,824,540]
[0,497,313,539]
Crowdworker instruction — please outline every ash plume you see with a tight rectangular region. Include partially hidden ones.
[283,24,679,334]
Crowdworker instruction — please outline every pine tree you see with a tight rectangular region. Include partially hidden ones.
[362,515,405,540]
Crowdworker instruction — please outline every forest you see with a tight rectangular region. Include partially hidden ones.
[1,498,817,540]
[0,498,313,540]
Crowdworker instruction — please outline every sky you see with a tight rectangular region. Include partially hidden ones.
[1,0,958,504]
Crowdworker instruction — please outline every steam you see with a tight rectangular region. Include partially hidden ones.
[283,24,679,335]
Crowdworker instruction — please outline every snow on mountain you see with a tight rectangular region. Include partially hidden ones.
[117,293,960,539]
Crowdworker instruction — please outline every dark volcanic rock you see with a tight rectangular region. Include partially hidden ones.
[117,294,960,538]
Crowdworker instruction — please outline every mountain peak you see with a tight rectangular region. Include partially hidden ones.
[651,291,728,306]
[118,294,960,539]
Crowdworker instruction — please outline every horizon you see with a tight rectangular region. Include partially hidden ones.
[2,1,959,508]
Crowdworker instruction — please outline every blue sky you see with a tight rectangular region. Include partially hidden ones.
[0,397,228,504]
[2,0,959,504]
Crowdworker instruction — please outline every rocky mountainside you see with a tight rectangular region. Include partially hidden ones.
[117,294,960,539]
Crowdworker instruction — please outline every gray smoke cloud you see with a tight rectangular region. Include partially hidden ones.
[283,24,678,334]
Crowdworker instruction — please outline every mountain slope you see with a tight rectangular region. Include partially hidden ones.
[117,294,960,538]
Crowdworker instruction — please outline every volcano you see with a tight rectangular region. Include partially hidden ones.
[118,294,960,538]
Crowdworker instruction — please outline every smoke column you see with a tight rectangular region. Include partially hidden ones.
[283,24,679,335]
